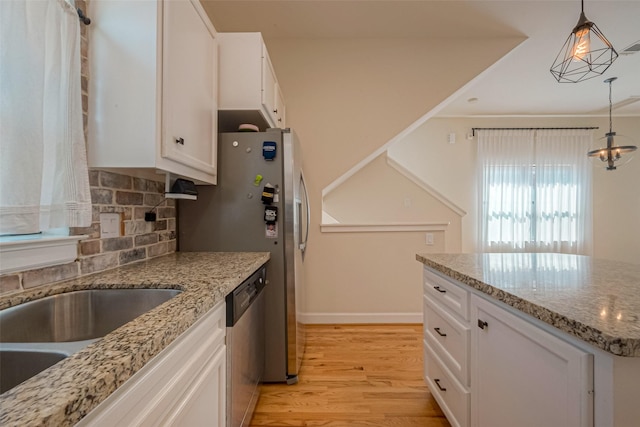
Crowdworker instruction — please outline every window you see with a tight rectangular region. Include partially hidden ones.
[477,129,593,255]
[0,0,91,236]
[0,0,91,273]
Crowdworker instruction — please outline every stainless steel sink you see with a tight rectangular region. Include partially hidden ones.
[0,289,181,342]
[0,288,181,394]
[0,349,69,393]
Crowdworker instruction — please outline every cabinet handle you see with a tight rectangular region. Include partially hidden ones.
[433,327,447,337]
[434,379,447,392]
[477,319,488,329]
[278,118,282,122]
[175,137,185,145]
[273,108,278,114]
[433,286,446,294]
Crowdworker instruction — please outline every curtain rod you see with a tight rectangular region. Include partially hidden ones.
[471,127,598,137]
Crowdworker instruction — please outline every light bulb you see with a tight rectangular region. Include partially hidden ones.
[572,27,590,61]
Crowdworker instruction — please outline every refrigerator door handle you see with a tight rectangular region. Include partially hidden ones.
[299,171,310,253]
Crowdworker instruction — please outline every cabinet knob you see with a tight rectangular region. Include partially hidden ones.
[477,319,488,330]
[273,108,278,114]
[434,327,447,337]
[433,286,446,294]
[175,137,185,145]
[278,118,282,122]
[434,379,447,392]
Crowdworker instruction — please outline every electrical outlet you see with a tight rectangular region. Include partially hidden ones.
[425,233,434,246]
[100,213,121,238]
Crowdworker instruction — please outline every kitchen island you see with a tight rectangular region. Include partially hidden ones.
[417,252,640,427]
[0,252,269,426]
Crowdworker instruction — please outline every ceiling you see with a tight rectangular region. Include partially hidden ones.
[201,0,640,117]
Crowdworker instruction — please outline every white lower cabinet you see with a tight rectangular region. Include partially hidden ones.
[422,267,595,427]
[471,295,593,427]
[77,302,226,426]
[423,269,471,427]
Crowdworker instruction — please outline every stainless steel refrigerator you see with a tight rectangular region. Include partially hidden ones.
[178,128,309,384]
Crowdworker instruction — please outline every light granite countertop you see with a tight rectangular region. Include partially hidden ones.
[416,252,640,357]
[0,251,270,426]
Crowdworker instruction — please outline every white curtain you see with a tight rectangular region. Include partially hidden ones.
[477,129,535,252]
[0,0,91,235]
[535,129,593,255]
[477,129,593,255]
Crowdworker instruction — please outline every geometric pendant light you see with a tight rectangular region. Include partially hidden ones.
[550,0,618,83]
[587,77,637,170]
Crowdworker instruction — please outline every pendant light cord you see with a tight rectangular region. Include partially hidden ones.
[608,79,613,134]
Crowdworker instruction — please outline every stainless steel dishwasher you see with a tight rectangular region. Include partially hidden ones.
[226,266,266,427]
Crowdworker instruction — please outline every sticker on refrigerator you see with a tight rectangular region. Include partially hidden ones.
[266,222,278,238]
[264,206,278,224]
[263,141,277,160]
[261,184,275,204]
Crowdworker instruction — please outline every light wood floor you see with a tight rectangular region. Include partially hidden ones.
[250,324,451,427]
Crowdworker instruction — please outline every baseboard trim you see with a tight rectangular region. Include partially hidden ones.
[300,312,422,324]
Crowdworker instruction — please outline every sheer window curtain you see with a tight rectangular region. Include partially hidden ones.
[0,0,91,235]
[535,129,593,255]
[477,129,535,253]
[477,129,593,255]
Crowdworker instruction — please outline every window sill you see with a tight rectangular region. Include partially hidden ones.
[0,235,87,275]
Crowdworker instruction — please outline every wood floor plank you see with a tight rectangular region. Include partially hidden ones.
[249,324,450,427]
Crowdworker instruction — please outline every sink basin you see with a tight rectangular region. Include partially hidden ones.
[0,289,181,343]
[0,349,69,393]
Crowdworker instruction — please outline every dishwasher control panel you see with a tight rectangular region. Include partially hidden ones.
[225,266,266,326]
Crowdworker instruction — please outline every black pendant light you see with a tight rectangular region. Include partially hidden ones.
[550,0,618,83]
[587,77,637,170]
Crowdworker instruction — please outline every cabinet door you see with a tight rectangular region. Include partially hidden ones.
[161,0,217,177]
[76,302,226,426]
[471,295,593,427]
[261,47,278,126]
[274,82,286,127]
[163,344,226,426]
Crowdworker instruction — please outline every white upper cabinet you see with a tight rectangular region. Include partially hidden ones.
[218,32,286,130]
[273,82,286,127]
[88,0,218,185]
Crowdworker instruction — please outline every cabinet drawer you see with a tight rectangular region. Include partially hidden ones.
[423,295,470,386]
[424,268,469,321]
[424,340,470,427]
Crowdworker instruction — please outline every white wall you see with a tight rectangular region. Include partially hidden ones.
[266,37,522,320]
[323,153,462,240]
[389,116,640,264]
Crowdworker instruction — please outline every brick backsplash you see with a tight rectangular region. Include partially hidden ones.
[0,170,177,294]
[73,170,177,272]
[0,0,177,295]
